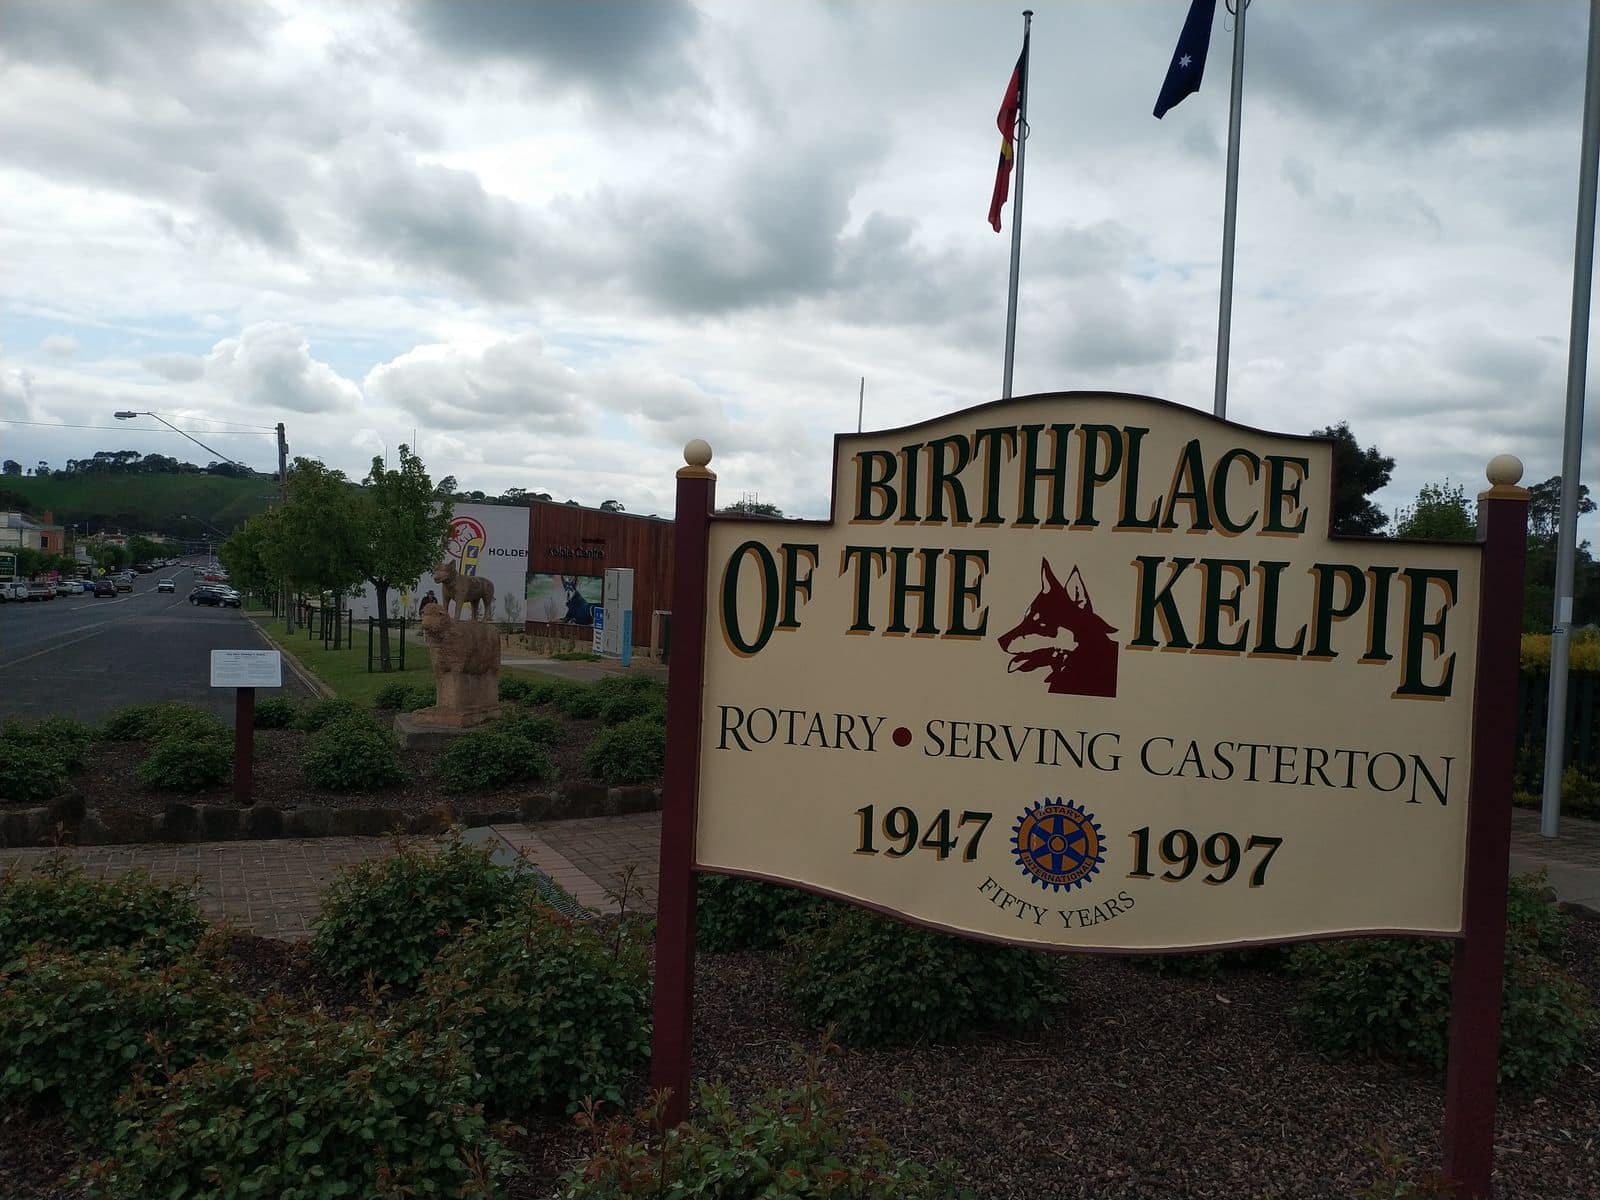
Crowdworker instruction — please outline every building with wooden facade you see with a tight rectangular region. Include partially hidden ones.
[523,500,675,654]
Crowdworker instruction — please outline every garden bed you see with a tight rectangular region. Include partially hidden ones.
[2,915,1595,1199]
[1,692,666,846]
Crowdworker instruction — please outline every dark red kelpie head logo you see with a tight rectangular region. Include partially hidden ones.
[997,559,1119,697]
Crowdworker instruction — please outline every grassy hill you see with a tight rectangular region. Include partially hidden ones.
[0,473,277,537]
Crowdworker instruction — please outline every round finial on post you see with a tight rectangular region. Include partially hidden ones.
[1482,454,1528,500]
[679,438,715,480]
[1486,455,1523,488]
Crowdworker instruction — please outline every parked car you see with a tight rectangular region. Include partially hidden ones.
[92,579,117,597]
[53,581,77,597]
[26,580,54,601]
[189,585,240,608]
[0,582,27,602]
[114,576,133,592]
[157,578,176,593]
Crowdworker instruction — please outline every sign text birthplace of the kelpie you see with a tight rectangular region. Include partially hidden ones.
[693,395,1482,950]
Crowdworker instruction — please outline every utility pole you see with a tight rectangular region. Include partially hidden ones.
[278,422,294,633]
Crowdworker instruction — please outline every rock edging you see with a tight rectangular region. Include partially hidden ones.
[0,784,660,847]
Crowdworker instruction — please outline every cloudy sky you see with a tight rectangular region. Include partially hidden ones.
[0,0,1594,522]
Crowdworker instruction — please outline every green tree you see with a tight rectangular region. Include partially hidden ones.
[219,510,285,603]
[1,459,20,476]
[88,542,129,574]
[1394,480,1475,542]
[277,458,367,612]
[1311,422,1394,536]
[358,445,452,671]
[1522,476,1600,632]
[721,499,784,518]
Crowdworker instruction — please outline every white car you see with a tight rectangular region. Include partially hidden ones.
[0,582,28,602]
[157,578,176,593]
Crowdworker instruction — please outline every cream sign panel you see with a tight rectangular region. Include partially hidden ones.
[694,394,1483,951]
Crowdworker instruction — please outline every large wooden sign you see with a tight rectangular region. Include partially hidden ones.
[697,395,1479,950]
[651,392,1529,1200]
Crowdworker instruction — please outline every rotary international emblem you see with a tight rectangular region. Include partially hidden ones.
[1012,799,1104,892]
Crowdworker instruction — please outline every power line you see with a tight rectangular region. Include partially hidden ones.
[0,417,273,436]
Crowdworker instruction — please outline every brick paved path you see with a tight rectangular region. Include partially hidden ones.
[2,809,1591,939]
[0,820,660,940]
[1511,808,1600,915]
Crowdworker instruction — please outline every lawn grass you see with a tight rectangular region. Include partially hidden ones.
[250,613,434,706]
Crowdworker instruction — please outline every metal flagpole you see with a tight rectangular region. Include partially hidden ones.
[1213,0,1248,419]
[1541,0,1600,840]
[858,377,865,433]
[1001,10,1033,400]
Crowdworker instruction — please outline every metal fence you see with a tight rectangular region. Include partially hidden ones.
[1515,670,1600,787]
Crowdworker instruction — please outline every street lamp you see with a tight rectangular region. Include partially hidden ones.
[113,411,246,468]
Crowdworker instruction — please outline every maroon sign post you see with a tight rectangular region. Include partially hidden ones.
[233,686,256,807]
[1442,460,1530,1198]
[210,649,283,812]
[651,440,715,1124]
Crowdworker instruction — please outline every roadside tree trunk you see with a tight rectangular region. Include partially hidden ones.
[375,581,392,671]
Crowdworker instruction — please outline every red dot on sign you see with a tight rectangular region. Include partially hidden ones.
[892,726,912,747]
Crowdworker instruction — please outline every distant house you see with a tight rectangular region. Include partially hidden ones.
[0,510,69,557]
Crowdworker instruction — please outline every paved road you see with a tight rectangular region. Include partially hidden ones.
[0,565,311,723]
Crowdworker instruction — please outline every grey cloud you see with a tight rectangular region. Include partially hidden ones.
[363,335,586,432]
[41,335,78,358]
[204,324,360,415]
[334,137,560,300]
[1250,4,1585,144]
[0,0,272,82]
[143,354,206,382]
[202,171,300,251]
[408,0,701,99]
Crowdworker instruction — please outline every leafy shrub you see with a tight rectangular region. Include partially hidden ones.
[1289,874,1588,1089]
[560,1054,960,1199]
[402,685,437,712]
[522,675,572,705]
[1,716,96,770]
[78,1012,514,1199]
[136,734,232,792]
[498,711,565,749]
[597,682,666,726]
[582,715,666,784]
[697,875,831,952]
[251,695,299,729]
[293,696,366,732]
[437,729,555,794]
[0,741,69,803]
[0,948,256,1132]
[370,679,413,710]
[404,906,650,1114]
[0,857,206,964]
[1505,870,1566,956]
[557,683,606,720]
[786,906,1064,1046]
[300,718,406,792]
[102,702,226,743]
[497,674,532,703]
[312,838,546,987]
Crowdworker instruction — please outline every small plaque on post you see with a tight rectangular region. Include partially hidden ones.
[210,650,282,689]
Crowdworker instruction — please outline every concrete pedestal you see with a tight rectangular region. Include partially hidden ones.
[393,707,499,751]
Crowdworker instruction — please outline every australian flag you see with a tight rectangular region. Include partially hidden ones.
[1153,0,1218,118]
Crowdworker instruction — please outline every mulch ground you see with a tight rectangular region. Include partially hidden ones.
[3,919,1595,1199]
[14,712,606,820]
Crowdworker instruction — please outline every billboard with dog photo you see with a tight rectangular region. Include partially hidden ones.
[690,393,1495,953]
[348,502,530,624]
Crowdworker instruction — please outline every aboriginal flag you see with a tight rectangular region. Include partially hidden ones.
[988,33,1029,232]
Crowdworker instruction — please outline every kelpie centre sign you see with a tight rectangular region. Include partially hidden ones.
[693,394,1483,950]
